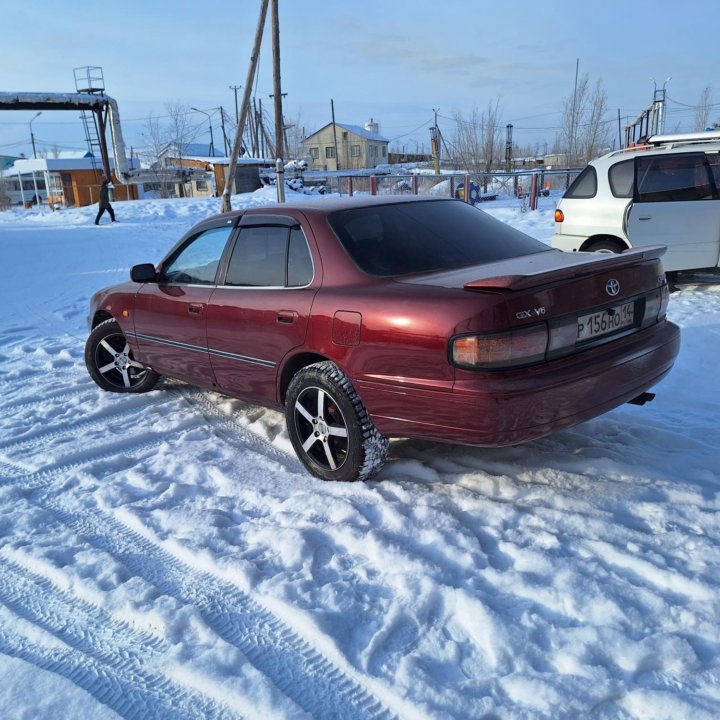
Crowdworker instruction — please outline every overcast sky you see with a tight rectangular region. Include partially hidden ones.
[1,0,718,159]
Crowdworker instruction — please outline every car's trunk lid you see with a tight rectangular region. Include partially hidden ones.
[398,246,669,357]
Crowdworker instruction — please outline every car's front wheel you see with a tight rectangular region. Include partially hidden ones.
[286,361,389,482]
[85,319,161,393]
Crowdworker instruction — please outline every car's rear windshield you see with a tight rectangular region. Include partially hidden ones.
[327,200,550,276]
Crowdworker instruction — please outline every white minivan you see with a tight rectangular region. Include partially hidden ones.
[552,131,720,273]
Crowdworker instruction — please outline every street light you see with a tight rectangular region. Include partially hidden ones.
[191,107,215,157]
[29,111,42,159]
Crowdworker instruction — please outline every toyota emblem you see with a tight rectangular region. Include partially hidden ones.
[605,279,620,296]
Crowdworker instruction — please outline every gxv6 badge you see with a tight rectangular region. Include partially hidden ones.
[516,307,547,320]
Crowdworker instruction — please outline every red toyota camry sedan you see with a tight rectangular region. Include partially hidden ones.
[86,196,680,481]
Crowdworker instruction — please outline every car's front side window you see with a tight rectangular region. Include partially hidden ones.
[162,226,233,285]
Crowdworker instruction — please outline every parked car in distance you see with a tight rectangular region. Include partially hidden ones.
[552,130,720,274]
[86,196,680,482]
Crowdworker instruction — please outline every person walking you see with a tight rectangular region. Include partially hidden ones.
[94,179,116,225]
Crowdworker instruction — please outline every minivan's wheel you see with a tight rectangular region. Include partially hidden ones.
[85,319,161,393]
[585,238,626,254]
[286,361,389,482]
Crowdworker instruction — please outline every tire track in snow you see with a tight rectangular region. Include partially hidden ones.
[0,631,238,720]
[38,499,396,720]
[0,419,193,491]
[0,365,77,391]
[0,558,240,719]
[1,385,91,413]
[0,387,201,456]
[175,386,303,472]
[1,376,397,718]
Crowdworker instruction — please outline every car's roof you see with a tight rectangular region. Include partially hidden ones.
[200,195,454,226]
[246,194,452,214]
[594,140,720,168]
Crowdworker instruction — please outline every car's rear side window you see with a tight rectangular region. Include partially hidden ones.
[224,225,313,287]
[328,200,549,276]
[564,166,597,199]
[608,159,634,198]
[635,152,714,202]
[707,153,720,189]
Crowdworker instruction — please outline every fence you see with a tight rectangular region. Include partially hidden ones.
[310,169,582,210]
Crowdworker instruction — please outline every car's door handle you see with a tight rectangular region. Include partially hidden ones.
[188,303,204,315]
[277,310,297,324]
[638,216,652,221]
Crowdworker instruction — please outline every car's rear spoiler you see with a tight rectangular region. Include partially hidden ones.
[464,245,667,292]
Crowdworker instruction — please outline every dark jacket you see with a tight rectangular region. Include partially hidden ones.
[99,184,111,208]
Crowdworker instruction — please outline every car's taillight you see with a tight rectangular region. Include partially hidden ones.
[451,325,548,369]
[643,283,670,325]
[554,209,564,223]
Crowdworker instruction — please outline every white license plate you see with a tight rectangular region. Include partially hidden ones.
[577,302,634,341]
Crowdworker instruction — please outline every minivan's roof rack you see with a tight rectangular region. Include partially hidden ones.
[647,130,720,145]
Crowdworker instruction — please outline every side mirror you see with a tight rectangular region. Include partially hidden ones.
[130,263,157,283]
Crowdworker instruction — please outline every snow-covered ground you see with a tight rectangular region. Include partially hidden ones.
[0,187,718,720]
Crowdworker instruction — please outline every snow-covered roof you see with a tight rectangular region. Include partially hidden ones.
[160,143,228,160]
[8,156,139,173]
[305,122,389,143]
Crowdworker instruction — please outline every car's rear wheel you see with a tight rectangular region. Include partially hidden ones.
[85,319,161,393]
[286,361,389,482]
[585,237,626,254]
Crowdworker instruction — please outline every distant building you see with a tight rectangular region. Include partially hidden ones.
[302,119,389,171]
[1,154,18,170]
[4,156,139,208]
[152,143,272,198]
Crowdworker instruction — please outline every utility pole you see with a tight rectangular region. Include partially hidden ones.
[251,98,260,156]
[219,107,230,155]
[331,99,340,171]
[505,123,513,172]
[270,92,288,156]
[229,84,241,122]
[29,111,42,159]
[270,0,284,165]
[569,58,580,165]
[430,108,440,175]
[221,0,269,213]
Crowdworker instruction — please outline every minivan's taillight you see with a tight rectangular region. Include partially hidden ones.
[451,325,548,369]
[554,209,564,223]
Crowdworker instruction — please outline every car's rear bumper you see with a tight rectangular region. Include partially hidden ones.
[358,320,680,446]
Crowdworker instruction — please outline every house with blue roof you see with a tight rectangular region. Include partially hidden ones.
[301,119,389,171]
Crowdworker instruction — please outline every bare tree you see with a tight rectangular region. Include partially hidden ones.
[558,74,610,164]
[283,111,305,161]
[694,85,713,131]
[139,112,174,198]
[582,79,610,162]
[452,98,503,172]
[165,101,202,167]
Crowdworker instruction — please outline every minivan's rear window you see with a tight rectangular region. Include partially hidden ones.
[328,200,550,276]
[564,166,597,199]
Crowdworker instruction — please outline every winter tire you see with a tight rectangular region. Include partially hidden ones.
[585,238,626,254]
[85,319,161,393]
[286,361,389,482]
